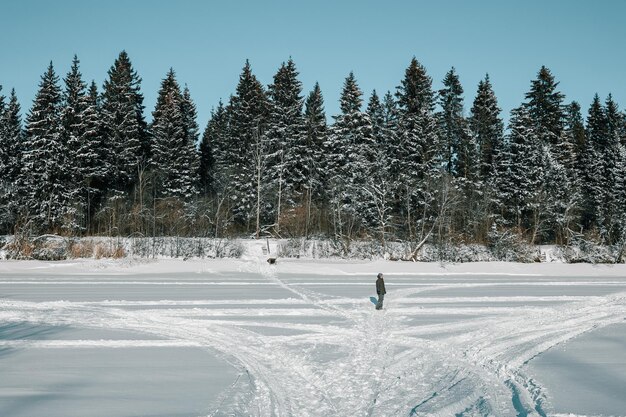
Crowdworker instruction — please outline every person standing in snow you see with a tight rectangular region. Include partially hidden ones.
[375,273,386,310]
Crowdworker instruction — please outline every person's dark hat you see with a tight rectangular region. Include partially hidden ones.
[377,273,383,279]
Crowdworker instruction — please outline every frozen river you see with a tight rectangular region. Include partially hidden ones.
[0,258,625,416]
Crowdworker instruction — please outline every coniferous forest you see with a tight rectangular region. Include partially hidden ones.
[1,52,625,250]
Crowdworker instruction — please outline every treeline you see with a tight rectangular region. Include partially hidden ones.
[1,52,625,248]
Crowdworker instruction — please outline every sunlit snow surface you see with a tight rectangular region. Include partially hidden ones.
[1,258,625,417]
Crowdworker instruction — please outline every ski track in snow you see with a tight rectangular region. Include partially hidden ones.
[1,260,626,417]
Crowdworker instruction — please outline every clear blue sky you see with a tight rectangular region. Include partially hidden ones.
[1,0,625,133]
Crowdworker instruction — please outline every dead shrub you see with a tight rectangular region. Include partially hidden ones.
[94,242,126,259]
[112,245,126,258]
[6,238,34,259]
[69,240,95,258]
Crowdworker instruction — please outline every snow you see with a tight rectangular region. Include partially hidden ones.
[1,257,625,416]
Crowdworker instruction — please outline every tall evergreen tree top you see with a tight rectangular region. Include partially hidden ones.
[382,91,398,126]
[63,56,87,107]
[605,94,620,140]
[154,68,181,111]
[565,101,586,157]
[396,57,434,115]
[102,51,144,110]
[61,55,88,140]
[367,90,385,144]
[152,68,182,122]
[26,62,62,138]
[5,88,22,140]
[87,80,100,107]
[181,84,200,147]
[470,74,503,135]
[268,58,303,114]
[339,72,362,114]
[587,93,607,147]
[524,65,565,145]
[440,67,464,117]
[0,86,6,135]
[304,82,326,129]
[230,60,268,126]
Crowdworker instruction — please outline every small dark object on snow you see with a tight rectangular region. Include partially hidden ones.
[267,257,277,264]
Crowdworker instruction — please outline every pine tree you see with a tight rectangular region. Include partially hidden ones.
[226,60,269,232]
[0,87,7,170]
[180,85,201,197]
[101,51,148,194]
[564,101,586,177]
[601,94,622,242]
[199,100,227,195]
[265,59,305,232]
[438,67,468,176]
[0,87,24,232]
[394,58,439,241]
[581,94,612,239]
[381,91,400,174]
[19,62,71,233]
[60,55,91,230]
[578,124,602,232]
[367,90,384,141]
[79,81,107,232]
[469,74,503,181]
[4,90,23,228]
[302,82,327,235]
[498,106,543,237]
[326,72,375,240]
[150,69,197,199]
[524,66,565,147]
[366,90,395,246]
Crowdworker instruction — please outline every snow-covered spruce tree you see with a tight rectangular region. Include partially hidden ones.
[199,100,226,196]
[381,91,400,173]
[325,72,375,244]
[497,106,544,241]
[0,87,6,230]
[542,143,576,244]
[615,144,626,251]
[198,100,233,236]
[365,90,395,248]
[265,59,305,234]
[468,75,504,241]
[394,57,440,243]
[226,60,269,235]
[302,82,327,236]
[101,51,148,196]
[79,81,108,233]
[439,67,468,177]
[524,66,565,148]
[564,101,586,179]
[522,67,576,243]
[368,91,385,146]
[437,68,482,241]
[469,74,504,183]
[19,62,73,234]
[580,94,620,242]
[601,94,623,243]
[577,119,602,234]
[0,88,24,232]
[150,69,198,200]
[60,55,96,233]
[180,85,201,197]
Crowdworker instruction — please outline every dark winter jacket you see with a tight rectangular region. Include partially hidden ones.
[376,277,386,295]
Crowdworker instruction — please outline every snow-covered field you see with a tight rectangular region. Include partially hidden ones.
[1,254,625,417]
